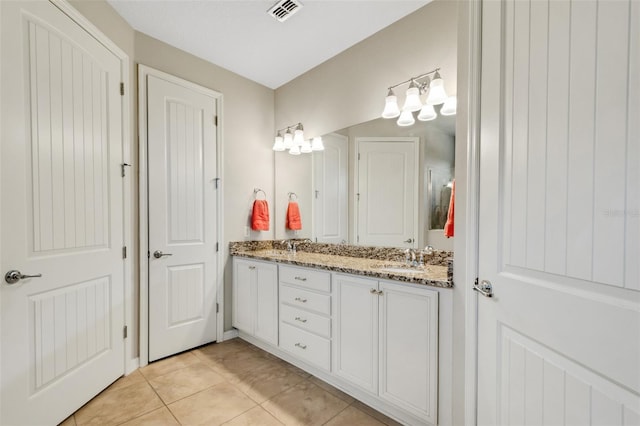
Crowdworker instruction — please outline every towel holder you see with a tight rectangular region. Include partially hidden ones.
[254,188,267,200]
[288,192,298,201]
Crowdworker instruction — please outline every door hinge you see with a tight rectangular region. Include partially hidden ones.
[216,303,219,313]
[120,82,124,96]
[214,115,218,126]
[474,277,479,286]
[216,242,219,252]
[357,193,360,202]
[357,235,360,243]
[214,177,221,189]
[147,250,150,259]
[122,246,127,259]
[358,153,361,160]
[123,325,128,339]
[121,163,131,177]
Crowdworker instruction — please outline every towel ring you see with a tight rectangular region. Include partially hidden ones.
[254,188,267,200]
[288,192,298,201]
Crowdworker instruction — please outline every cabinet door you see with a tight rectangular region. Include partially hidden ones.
[254,262,278,345]
[232,259,255,334]
[378,282,438,423]
[333,274,378,394]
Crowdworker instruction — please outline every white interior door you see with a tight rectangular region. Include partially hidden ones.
[477,0,640,424]
[1,1,126,424]
[356,138,418,248]
[146,73,218,362]
[313,133,348,244]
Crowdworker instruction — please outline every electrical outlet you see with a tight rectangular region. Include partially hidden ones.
[244,226,250,237]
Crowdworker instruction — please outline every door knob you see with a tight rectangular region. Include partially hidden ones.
[5,270,42,285]
[473,279,493,297]
[153,250,173,259]
[404,238,414,243]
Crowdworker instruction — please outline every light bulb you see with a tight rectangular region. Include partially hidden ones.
[417,104,437,121]
[289,144,301,155]
[311,136,324,151]
[402,81,423,112]
[293,123,304,146]
[440,96,457,115]
[426,71,447,105]
[283,129,294,149]
[300,139,312,153]
[381,89,401,118]
[397,109,415,127]
[272,133,285,151]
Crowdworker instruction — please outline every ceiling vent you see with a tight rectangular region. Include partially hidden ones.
[267,0,303,23]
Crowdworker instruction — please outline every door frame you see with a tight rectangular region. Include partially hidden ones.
[138,65,224,366]
[353,137,419,247]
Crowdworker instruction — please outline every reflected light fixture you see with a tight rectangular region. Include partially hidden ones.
[381,67,455,127]
[273,122,324,155]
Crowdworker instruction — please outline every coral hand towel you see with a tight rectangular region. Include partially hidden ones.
[251,200,270,231]
[444,180,455,238]
[286,201,302,230]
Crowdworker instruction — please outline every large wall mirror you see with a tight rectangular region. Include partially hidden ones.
[274,114,455,250]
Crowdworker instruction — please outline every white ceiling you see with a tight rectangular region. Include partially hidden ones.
[107,0,431,89]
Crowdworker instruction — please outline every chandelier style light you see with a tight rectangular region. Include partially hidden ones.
[272,122,324,154]
[381,68,456,126]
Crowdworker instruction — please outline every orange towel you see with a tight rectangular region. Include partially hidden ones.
[444,180,455,238]
[286,201,302,230]
[251,200,270,231]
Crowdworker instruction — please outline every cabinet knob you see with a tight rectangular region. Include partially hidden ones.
[370,288,377,294]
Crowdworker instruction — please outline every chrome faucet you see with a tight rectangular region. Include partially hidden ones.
[405,249,418,267]
[291,238,312,254]
[281,240,293,252]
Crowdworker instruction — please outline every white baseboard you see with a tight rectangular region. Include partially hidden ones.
[125,357,139,375]
[222,329,239,341]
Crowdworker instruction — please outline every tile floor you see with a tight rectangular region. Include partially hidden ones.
[60,338,402,426]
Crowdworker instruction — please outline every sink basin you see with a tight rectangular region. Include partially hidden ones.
[378,266,422,274]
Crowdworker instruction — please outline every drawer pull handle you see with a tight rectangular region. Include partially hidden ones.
[248,266,256,270]
[294,276,307,282]
[294,297,308,303]
[294,316,307,323]
[370,288,377,294]
[295,342,307,350]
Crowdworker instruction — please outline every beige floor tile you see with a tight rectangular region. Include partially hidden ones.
[58,414,76,426]
[350,401,403,426]
[261,381,349,426]
[229,360,307,403]
[324,406,385,426]
[74,381,163,426]
[193,339,250,361]
[168,382,256,425]
[205,348,271,380]
[140,351,200,380]
[119,407,179,426]
[223,406,283,426]
[149,362,225,404]
[308,377,355,404]
[106,369,147,393]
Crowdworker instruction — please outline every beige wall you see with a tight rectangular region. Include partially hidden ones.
[274,0,458,139]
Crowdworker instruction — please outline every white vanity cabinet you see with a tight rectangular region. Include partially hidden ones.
[232,258,278,346]
[333,274,439,424]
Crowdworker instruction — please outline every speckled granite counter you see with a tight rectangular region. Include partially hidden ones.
[230,241,453,288]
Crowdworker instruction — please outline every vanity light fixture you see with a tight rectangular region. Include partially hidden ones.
[273,122,324,154]
[381,68,456,126]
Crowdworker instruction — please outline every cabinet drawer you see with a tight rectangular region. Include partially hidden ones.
[280,322,330,371]
[280,304,331,338]
[279,265,331,293]
[280,285,331,315]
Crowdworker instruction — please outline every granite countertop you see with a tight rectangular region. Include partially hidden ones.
[232,247,452,288]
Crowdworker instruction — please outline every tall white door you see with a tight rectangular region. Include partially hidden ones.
[477,0,640,424]
[356,138,418,248]
[146,73,218,361]
[313,133,348,244]
[1,1,126,424]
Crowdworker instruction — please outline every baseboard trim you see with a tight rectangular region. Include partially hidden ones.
[125,357,139,375]
[222,329,239,341]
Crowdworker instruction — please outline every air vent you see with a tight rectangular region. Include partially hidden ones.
[267,0,303,23]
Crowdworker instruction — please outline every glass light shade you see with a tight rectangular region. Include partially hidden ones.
[397,109,415,127]
[417,104,437,121]
[283,130,294,149]
[300,139,312,154]
[402,86,423,112]
[311,136,325,151]
[381,90,401,119]
[426,73,448,105]
[289,144,301,155]
[294,128,304,146]
[272,134,285,151]
[440,96,457,115]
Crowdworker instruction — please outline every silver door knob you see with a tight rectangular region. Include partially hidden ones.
[153,250,173,259]
[473,279,493,297]
[404,238,414,243]
[5,270,42,285]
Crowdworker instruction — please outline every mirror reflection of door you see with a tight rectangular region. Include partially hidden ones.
[356,137,419,248]
[313,134,348,243]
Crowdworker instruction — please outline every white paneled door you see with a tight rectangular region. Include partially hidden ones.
[146,73,218,361]
[477,0,640,424]
[1,1,126,424]
[356,138,419,248]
